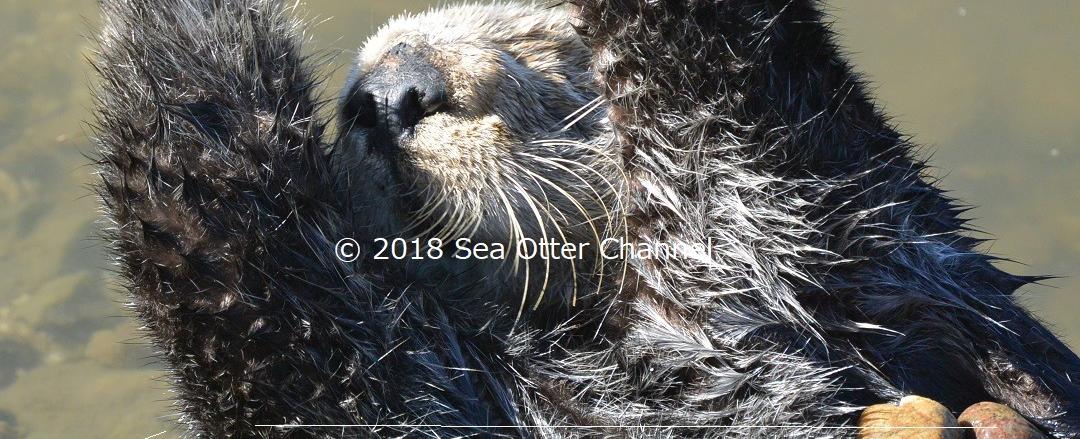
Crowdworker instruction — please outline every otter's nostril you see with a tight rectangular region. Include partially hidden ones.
[400,82,447,131]
[399,86,424,130]
[341,89,377,129]
[419,84,447,117]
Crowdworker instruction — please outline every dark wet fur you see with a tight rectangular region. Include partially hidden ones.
[91,0,1080,437]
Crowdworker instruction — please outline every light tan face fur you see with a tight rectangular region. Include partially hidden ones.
[336,3,617,306]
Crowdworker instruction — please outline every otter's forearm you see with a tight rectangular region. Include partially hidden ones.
[572,0,1080,436]
[93,0,350,432]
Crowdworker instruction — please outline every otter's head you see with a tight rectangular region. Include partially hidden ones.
[335,3,619,308]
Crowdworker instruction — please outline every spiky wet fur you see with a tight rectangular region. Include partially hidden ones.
[91,0,1080,438]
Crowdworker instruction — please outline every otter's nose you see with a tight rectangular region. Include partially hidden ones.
[369,79,446,132]
[342,42,447,136]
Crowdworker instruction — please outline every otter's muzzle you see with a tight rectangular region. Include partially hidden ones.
[341,42,447,141]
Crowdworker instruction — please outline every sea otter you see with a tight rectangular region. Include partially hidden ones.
[91,0,1080,438]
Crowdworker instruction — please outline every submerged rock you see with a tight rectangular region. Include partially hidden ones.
[0,409,20,439]
[0,338,41,390]
[0,362,170,438]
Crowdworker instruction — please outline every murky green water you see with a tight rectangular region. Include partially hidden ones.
[0,0,1075,437]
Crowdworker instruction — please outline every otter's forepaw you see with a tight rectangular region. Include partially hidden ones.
[958,402,1046,439]
[858,397,1048,439]
[858,395,962,439]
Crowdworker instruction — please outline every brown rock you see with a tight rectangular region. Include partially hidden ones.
[958,402,1046,439]
[859,395,962,439]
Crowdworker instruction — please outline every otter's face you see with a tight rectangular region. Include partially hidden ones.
[336,4,617,304]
